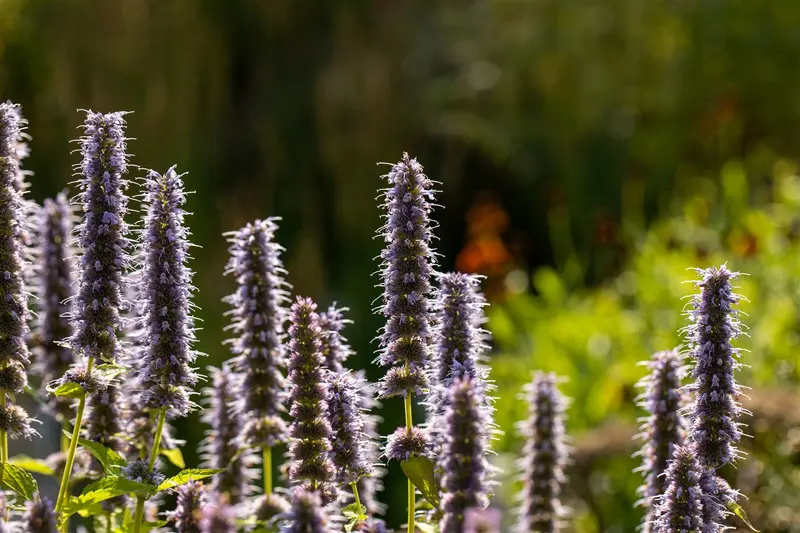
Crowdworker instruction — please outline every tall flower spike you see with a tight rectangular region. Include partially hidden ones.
[428,272,491,456]
[136,167,198,417]
[516,372,569,533]
[635,349,687,531]
[685,265,745,470]
[22,497,58,533]
[318,304,353,374]
[440,378,493,533]
[34,194,76,421]
[287,297,335,501]
[171,480,206,533]
[0,102,33,440]
[281,489,330,533]
[200,364,254,504]
[376,152,436,398]
[326,371,372,485]
[224,218,289,449]
[652,446,705,533]
[69,110,130,364]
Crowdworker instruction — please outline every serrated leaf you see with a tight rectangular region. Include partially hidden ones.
[0,461,38,501]
[342,502,367,532]
[160,447,185,469]
[61,430,126,474]
[156,468,225,492]
[9,455,55,476]
[61,476,157,525]
[401,456,440,509]
[49,381,85,398]
[94,364,128,381]
[728,501,759,532]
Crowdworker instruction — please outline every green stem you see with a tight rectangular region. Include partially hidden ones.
[55,356,94,521]
[350,481,363,512]
[404,391,415,533]
[132,408,166,533]
[263,446,272,495]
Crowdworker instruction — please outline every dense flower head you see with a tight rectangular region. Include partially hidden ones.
[685,265,745,470]
[385,426,428,462]
[698,469,735,533]
[34,194,76,419]
[516,372,569,533]
[224,218,289,448]
[463,507,502,533]
[0,102,31,372]
[287,297,335,497]
[326,371,372,484]
[318,305,353,374]
[200,500,236,533]
[171,480,206,533]
[200,364,254,504]
[281,488,330,533]
[652,446,705,533]
[375,153,437,397]
[136,167,198,417]
[252,493,291,524]
[440,377,493,533]
[121,458,165,486]
[0,402,35,439]
[22,497,58,533]
[635,348,687,529]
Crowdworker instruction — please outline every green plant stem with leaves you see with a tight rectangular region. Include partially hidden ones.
[263,446,272,495]
[55,356,94,524]
[132,408,166,533]
[405,387,415,533]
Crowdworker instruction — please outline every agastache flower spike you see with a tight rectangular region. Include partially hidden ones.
[354,372,386,516]
[69,110,130,364]
[34,194,76,421]
[0,102,33,441]
[281,489,331,533]
[136,167,198,417]
[440,377,493,533]
[318,304,353,374]
[516,372,570,533]
[287,297,335,502]
[635,349,687,531]
[200,364,254,504]
[22,497,58,533]
[685,265,745,470]
[170,480,206,533]
[224,218,289,449]
[652,446,705,533]
[326,371,372,485]
[375,153,436,398]
[200,500,236,533]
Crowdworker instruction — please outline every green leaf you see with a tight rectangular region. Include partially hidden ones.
[61,430,126,474]
[416,523,438,533]
[61,476,157,524]
[156,468,225,492]
[9,455,55,476]
[0,461,38,501]
[728,501,759,532]
[401,456,440,509]
[160,447,185,469]
[342,502,367,532]
[48,381,85,398]
[94,364,128,381]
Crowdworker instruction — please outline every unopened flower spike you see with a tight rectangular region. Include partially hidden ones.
[171,480,206,533]
[318,304,353,374]
[22,496,58,533]
[281,488,331,533]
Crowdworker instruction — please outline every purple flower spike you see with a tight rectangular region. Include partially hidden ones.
[85,385,126,458]
[281,488,330,533]
[200,500,236,533]
[224,218,289,449]
[516,372,569,533]
[635,349,687,530]
[201,364,254,504]
[287,297,335,501]
[22,497,58,533]
[440,377,493,533]
[326,371,372,484]
[685,265,745,470]
[354,372,386,516]
[464,507,502,533]
[0,101,30,194]
[136,167,198,417]
[69,111,131,364]
[652,446,705,533]
[34,194,76,420]
[376,153,437,399]
[171,480,206,533]
[318,304,353,374]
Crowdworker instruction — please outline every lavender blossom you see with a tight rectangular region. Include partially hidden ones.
[440,378,492,533]
[200,364,254,504]
[287,297,334,500]
[34,194,76,421]
[200,500,236,533]
[652,446,705,533]
[69,111,130,364]
[385,426,428,461]
[326,371,372,485]
[516,372,569,533]
[698,469,735,533]
[251,493,291,524]
[635,349,687,530]
[318,305,353,374]
[224,218,289,448]
[0,102,33,439]
[464,508,502,533]
[22,497,58,533]
[170,480,206,533]
[685,265,745,470]
[136,167,198,417]
[354,372,386,516]
[281,489,330,533]
[375,153,437,399]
